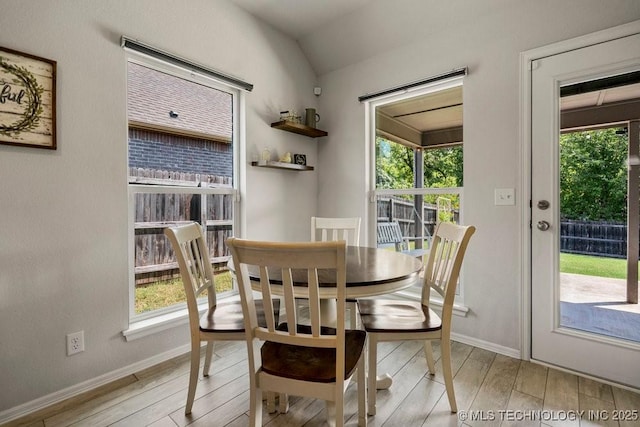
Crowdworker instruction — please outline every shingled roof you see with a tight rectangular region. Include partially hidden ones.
[127,62,232,142]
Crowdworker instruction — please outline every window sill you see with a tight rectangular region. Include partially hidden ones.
[123,295,240,341]
[122,307,192,341]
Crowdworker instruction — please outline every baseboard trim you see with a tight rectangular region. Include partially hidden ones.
[451,332,521,359]
[2,333,521,424]
[0,343,191,425]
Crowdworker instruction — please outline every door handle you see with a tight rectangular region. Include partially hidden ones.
[536,220,550,231]
[537,200,550,210]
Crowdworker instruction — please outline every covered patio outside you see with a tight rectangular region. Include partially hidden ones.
[561,272,640,343]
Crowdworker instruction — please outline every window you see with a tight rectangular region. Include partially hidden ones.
[126,54,241,320]
[367,76,465,304]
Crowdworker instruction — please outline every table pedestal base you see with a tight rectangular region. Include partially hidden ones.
[319,299,337,327]
[375,373,393,390]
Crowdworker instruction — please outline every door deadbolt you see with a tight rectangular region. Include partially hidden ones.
[537,200,550,210]
[536,220,550,231]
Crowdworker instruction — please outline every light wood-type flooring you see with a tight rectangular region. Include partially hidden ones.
[5,339,640,427]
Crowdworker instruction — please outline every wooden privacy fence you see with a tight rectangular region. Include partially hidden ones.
[378,197,630,259]
[130,168,234,285]
[376,196,459,239]
[560,220,629,258]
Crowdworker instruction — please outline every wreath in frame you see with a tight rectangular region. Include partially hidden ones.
[0,57,44,138]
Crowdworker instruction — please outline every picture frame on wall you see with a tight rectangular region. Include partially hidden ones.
[0,46,56,150]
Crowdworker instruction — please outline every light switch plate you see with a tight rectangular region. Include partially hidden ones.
[495,188,515,206]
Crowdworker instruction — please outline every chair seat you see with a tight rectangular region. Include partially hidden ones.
[200,299,280,333]
[357,299,442,333]
[261,324,366,383]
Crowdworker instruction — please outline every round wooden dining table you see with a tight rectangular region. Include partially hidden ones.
[228,245,423,319]
[231,245,423,331]
[240,245,423,297]
[229,245,424,390]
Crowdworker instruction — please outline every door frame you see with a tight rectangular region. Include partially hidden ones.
[519,20,640,362]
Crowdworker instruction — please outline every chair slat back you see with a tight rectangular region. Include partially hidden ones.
[311,217,361,246]
[228,238,347,351]
[422,222,475,309]
[164,223,217,327]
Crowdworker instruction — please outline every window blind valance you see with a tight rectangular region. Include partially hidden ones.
[121,36,253,92]
[358,67,467,102]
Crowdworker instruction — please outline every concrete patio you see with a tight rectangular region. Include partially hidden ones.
[560,273,640,342]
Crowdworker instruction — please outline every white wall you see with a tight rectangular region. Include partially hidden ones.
[0,0,318,414]
[315,1,640,352]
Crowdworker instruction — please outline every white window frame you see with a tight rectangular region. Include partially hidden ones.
[365,76,468,315]
[123,51,245,339]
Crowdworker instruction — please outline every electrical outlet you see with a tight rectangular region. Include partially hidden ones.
[66,331,85,356]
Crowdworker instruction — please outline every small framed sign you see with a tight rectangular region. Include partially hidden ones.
[293,153,307,166]
[0,46,56,149]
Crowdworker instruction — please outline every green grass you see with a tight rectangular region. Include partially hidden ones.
[135,271,233,314]
[560,253,628,279]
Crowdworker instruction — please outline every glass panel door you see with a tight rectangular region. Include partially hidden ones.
[530,32,640,388]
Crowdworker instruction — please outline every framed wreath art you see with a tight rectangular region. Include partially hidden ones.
[0,46,56,149]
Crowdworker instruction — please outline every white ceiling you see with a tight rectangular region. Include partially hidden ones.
[231,0,516,76]
[231,0,372,39]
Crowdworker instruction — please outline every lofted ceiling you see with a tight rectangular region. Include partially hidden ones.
[232,0,518,76]
[231,0,372,39]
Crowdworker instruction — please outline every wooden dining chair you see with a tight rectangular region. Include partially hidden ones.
[311,216,361,246]
[227,238,368,427]
[357,222,475,415]
[310,216,362,329]
[164,223,281,415]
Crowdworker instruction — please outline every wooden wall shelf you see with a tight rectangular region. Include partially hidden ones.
[251,161,314,171]
[271,120,328,138]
